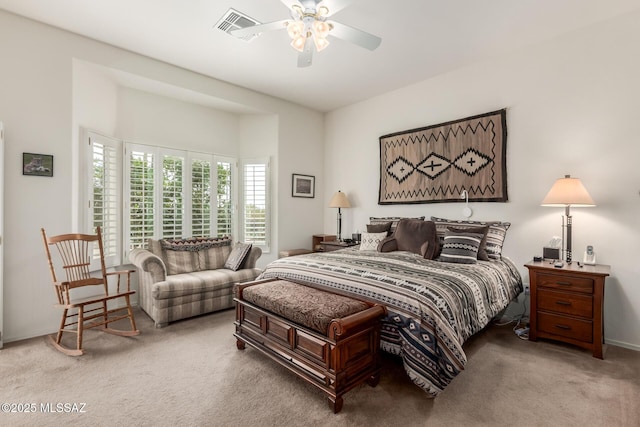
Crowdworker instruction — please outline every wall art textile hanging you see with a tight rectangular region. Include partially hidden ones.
[379,109,508,204]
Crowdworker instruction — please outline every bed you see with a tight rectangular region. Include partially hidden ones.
[257,247,523,396]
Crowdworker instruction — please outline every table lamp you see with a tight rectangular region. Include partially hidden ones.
[329,190,351,241]
[541,175,595,262]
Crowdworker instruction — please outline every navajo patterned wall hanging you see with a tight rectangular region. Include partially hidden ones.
[378,109,508,204]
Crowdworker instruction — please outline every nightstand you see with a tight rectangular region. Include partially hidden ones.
[313,234,336,252]
[525,260,610,359]
[320,241,358,252]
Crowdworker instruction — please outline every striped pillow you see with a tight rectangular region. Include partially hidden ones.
[369,216,425,235]
[439,229,484,264]
[431,217,510,260]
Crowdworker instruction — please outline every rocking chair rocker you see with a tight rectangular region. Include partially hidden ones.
[41,227,140,356]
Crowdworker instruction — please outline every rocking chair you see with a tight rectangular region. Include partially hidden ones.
[41,227,140,356]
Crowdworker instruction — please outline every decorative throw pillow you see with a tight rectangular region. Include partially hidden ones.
[447,225,490,261]
[393,218,439,259]
[369,216,425,235]
[366,221,392,236]
[359,232,388,251]
[438,229,484,264]
[431,216,510,260]
[158,238,201,275]
[197,237,233,270]
[224,242,253,271]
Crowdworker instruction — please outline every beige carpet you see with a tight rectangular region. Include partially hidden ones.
[1,307,638,427]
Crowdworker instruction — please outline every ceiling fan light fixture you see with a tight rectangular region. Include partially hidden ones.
[317,5,329,18]
[291,34,307,52]
[286,20,304,39]
[313,33,329,52]
[312,20,331,38]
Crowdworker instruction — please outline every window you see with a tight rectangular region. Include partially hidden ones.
[191,157,212,238]
[215,158,235,238]
[86,131,122,268]
[161,153,185,239]
[127,148,155,252]
[241,158,270,252]
[84,130,267,264]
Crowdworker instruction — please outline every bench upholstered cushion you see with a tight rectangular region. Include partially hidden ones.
[242,280,369,334]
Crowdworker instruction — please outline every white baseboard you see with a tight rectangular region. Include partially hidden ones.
[604,338,640,352]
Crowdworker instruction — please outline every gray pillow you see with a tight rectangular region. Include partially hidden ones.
[366,221,392,236]
[393,218,439,259]
[431,216,510,260]
[438,229,483,264]
[447,225,490,261]
[224,242,252,271]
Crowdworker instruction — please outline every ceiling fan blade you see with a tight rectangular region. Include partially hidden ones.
[327,20,381,51]
[230,19,289,38]
[297,38,314,67]
[318,0,354,16]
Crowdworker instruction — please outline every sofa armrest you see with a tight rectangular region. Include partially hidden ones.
[243,246,262,269]
[129,248,167,282]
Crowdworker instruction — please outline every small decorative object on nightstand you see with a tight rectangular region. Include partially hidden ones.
[525,260,610,359]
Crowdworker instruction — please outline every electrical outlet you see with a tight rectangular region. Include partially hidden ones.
[524,285,530,295]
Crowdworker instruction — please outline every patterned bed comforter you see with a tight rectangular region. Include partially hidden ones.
[258,248,523,396]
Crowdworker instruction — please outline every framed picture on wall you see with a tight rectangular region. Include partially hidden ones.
[23,152,53,177]
[292,174,315,198]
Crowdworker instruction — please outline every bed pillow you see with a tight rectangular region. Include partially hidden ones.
[359,232,388,251]
[224,242,253,271]
[431,216,510,260]
[393,218,439,259]
[446,225,490,261]
[369,216,425,235]
[366,221,392,236]
[438,229,484,264]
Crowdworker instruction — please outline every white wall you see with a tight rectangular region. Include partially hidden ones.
[0,10,324,342]
[325,11,640,350]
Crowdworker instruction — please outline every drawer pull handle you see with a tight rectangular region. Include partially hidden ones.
[556,281,572,286]
[555,300,572,306]
[554,324,571,330]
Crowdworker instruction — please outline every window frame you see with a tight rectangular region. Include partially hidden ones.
[83,131,261,264]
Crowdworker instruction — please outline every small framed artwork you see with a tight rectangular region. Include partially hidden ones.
[23,152,54,177]
[292,173,315,198]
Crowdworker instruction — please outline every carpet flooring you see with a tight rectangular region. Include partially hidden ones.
[1,307,638,427]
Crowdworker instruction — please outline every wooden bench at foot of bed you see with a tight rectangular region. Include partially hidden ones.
[234,278,386,413]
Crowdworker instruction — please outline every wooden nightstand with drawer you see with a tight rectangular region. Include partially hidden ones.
[525,260,610,359]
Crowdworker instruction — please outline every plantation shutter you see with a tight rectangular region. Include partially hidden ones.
[128,148,155,251]
[216,159,233,238]
[88,132,121,267]
[191,157,212,238]
[242,158,269,250]
[162,154,184,239]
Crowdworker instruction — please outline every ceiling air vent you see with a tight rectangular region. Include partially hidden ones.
[215,8,261,42]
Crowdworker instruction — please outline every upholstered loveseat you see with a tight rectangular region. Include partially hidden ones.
[129,237,262,327]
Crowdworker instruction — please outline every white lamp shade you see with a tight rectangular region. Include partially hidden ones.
[329,191,351,208]
[541,175,595,207]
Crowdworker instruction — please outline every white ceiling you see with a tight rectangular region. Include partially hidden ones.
[2,0,640,112]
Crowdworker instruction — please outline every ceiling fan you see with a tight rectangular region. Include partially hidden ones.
[231,0,382,67]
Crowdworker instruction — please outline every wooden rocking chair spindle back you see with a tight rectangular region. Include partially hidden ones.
[41,227,140,356]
